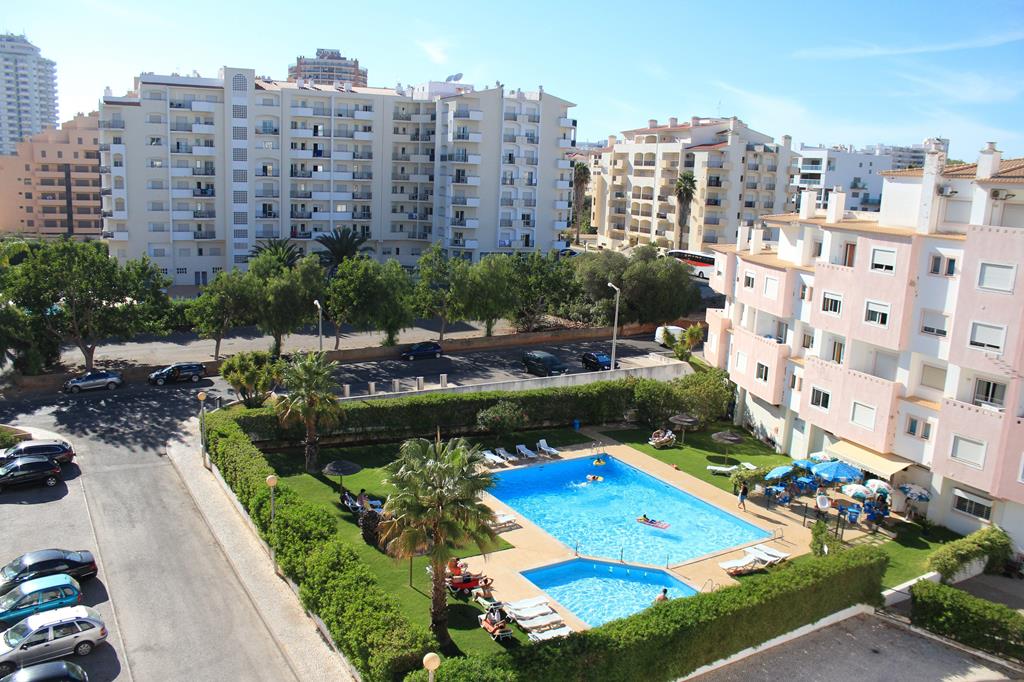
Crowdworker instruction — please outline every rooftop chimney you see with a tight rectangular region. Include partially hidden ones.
[976,141,1001,179]
[669,117,678,127]
[782,134,792,150]
[296,78,305,89]
[826,187,846,223]
[607,134,617,147]
[343,81,353,91]
[691,116,700,127]
[648,119,658,128]
[749,227,765,255]
[916,141,948,232]
[799,190,817,219]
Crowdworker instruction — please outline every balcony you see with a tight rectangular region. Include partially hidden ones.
[290,128,314,139]
[192,123,216,134]
[555,200,570,210]
[353,110,373,120]
[352,172,373,180]
[255,170,280,178]
[291,170,313,178]
[557,138,575,149]
[290,148,313,159]
[451,196,481,207]
[194,230,217,240]
[291,211,313,219]
[559,117,576,128]
[291,106,314,117]
[98,120,125,129]
[704,308,732,368]
[192,145,216,156]
[452,175,480,186]
[290,190,313,199]
[452,109,483,121]
[191,101,217,113]
[353,131,373,141]
[193,210,216,219]
[193,188,215,197]
[255,127,279,136]
[555,180,571,190]
[454,132,482,143]
[254,190,280,198]
[554,220,568,230]
[255,229,280,239]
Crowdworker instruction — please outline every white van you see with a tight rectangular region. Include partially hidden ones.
[654,325,685,347]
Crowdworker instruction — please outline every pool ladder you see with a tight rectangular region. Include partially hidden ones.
[699,578,720,593]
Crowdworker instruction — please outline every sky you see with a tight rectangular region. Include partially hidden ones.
[5,0,1024,161]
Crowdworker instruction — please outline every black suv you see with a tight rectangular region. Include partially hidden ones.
[0,550,97,597]
[148,362,206,385]
[0,456,61,494]
[522,350,570,377]
[0,440,75,466]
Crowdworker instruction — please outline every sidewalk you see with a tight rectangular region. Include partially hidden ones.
[166,419,356,682]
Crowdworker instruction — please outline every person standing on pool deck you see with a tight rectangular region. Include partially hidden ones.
[738,483,749,511]
[653,588,669,604]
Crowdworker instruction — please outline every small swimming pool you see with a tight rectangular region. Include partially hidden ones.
[522,558,696,627]
[491,455,768,565]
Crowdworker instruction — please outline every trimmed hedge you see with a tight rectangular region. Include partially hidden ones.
[404,546,888,682]
[205,411,434,681]
[911,580,1024,661]
[927,525,1012,582]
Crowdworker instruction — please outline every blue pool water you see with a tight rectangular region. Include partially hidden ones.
[522,559,696,627]
[491,455,769,565]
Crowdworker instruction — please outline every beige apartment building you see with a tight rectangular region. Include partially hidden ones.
[0,112,102,237]
[589,117,797,252]
[99,67,576,294]
[288,49,368,87]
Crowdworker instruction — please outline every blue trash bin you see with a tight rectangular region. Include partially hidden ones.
[572,419,581,431]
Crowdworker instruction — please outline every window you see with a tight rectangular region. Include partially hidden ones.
[974,379,1006,409]
[755,363,769,382]
[864,301,890,327]
[830,340,845,364]
[232,73,247,91]
[799,284,810,300]
[953,489,992,520]
[906,416,919,437]
[969,322,1005,352]
[762,276,779,299]
[920,364,947,391]
[743,272,754,288]
[735,351,747,372]
[52,623,80,639]
[929,254,956,276]
[920,310,948,337]
[232,104,247,119]
[870,248,896,272]
[810,387,830,410]
[812,240,823,258]
[850,402,876,429]
[822,293,842,315]
[978,262,1016,293]
[802,332,813,349]
[921,421,932,440]
[950,435,986,468]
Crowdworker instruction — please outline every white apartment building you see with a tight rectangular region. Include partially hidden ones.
[99,67,576,294]
[0,34,57,155]
[793,144,893,212]
[860,141,938,170]
[704,139,1024,545]
[589,117,796,253]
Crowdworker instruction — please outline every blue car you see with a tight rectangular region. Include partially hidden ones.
[580,352,618,371]
[0,575,82,626]
[400,342,442,361]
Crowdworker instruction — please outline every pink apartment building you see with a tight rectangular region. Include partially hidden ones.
[705,138,1024,545]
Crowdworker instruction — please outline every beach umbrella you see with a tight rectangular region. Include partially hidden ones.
[765,465,794,481]
[865,479,893,495]
[711,430,744,462]
[323,459,363,501]
[811,460,862,484]
[808,452,835,463]
[668,413,700,443]
[792,459,816,469]
[899,483,931,502]
[842,484,873,501]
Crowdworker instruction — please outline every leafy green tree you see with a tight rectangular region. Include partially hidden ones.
[218,350,281,408]
[413,244,471,342]
[682,323,705,357]
[6,239,169,370]
[674,171,697,250]
[370,260,414,346]
[248,253,324,356]
[465,254,514,336]
[573,250,628,303]
[250,238,301,269]
[314,227,369,276]
[0,303,29,369]
[633,379,684,428]
[673,368,732,425]
[621,254,697,324]
[475,400,527,445]
[571,160,591,244]
[507,252,564,331]
[275,351,342,473]
[187,270,254,360]
[325,256,379,349]
[378,437,497,647]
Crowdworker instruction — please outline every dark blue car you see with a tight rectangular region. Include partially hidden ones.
[400,342,442,361]
[580,352,618,371]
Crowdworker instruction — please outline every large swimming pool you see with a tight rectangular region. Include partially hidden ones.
[522,559,696,627]
[491,455,768,565]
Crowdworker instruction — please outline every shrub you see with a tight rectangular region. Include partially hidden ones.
[414,546,888,682]
[219,351,281,408]
[475,400,527,444]
[632,378,683,428]
[810,519,829,557]
[267,501,337,582]
[673,368,731,426]
[927,525,1012,582]
[359,509,381,548]
[911,580,1024,661]
[729,465,773,490]
[0,429,21,449]
[403,654,517,682]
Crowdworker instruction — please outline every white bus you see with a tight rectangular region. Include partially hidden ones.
[666,250,715,279]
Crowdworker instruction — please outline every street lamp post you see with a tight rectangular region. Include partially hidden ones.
[313,299,323,352]
[422,652,441,682]
[197,391,208,468]
[607,282,621,371]
[266,474,279,522]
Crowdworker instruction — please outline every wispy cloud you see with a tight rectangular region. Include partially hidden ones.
[792,29,1024,59]
[895,69,1024,104]
[416,40,449,65]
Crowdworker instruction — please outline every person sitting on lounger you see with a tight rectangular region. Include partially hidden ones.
[651,429,666,441]
[475,577,495,600]
[357,489,371,510]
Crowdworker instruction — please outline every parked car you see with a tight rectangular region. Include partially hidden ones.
[0,576,82,626]
[62,372,122,394]
[0,458,61,495]
[147,363,205,385]
[580,351,619,371]
[0,442,74,467]
[0,607,107,675]
[400,342,442,361]
[522,350,569,377]
[0,553,96,598]
[0,660,88,682]
[654,325,685,347]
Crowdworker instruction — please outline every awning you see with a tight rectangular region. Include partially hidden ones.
[825,440,913,480]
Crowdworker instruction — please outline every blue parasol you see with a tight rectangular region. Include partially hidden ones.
[811,460,862,484]
[765,465,794,481]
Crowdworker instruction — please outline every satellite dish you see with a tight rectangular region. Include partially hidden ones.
[445,73,463,83]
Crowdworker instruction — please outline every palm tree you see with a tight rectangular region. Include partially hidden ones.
[571,161,591,245]
[378,437,497,648]
[673,171,697,251]
[274,352,341,473]
[251,238,301,268]
[682,323,705,356]
[314,228,370,276]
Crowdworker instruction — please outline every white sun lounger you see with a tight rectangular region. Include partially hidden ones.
[718,555,760,570]
[517,444,539,459]
[508,603,555,621]
[516,612,564,631]
[707,464,739,475]
[740,462,758,470]
[753,544,791,561]
[537,439,560,457]
[745,547,783,566]
[482,450,506,467]
[496,447,518,462]
[528,625,573,642]
[489,513,517,530]
[503,596,548,611]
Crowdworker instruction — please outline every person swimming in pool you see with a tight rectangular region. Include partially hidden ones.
[586,474,602,482]
[593,457,606,466]
[638,514,659,524]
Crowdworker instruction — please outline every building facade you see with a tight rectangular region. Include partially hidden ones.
[793,144,893,212]
[589,117,796,253]
[288,49,368,88]
[0,112,102,237]
[98,68,575,294]
[0,34,58,155]
[859,141,939,170]
[704,139,1024,546]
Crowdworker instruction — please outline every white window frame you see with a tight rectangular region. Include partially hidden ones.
[864,300,890,328]
[850,401,876,430]
[919,363,947,391]
[870,247,896,273]
[735,351,747,373]
[763,276,779,299]
[977,262,1016,294]
[968,321,1006,353]
[810,386,830,412]
[821,292,842,316]
[920,309,948,338]
[743,271,755,289]
[950,435,986,469]
[905,416,919,437]
[755,362,769,382]
[953,488,992,521]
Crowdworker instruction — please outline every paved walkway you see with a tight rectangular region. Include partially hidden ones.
[166,418,356,682]
[957,574,1024,613]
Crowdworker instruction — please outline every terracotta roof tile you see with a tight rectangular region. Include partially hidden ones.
[686,142,727,151]
[880,157,1024,183]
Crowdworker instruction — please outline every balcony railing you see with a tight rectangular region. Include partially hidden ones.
[192,168,215,176]
[258,211,280,219]
[256,127,279,135]
[290,191,313,199]
[193,188,215,197]
[255,171,280,177]
[193,210,216,218]
[291,170,313,178]
[98,120,125,129]
[291,211,313,219]
[255,190,279,198]
[194,231,216,239]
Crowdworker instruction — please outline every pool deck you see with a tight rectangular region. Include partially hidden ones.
[464,429,872,632]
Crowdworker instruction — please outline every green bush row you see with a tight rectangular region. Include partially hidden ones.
[911,580,1024,661]
[926,525,1012,582]
[404,546,888,682]
[204,411,433,681]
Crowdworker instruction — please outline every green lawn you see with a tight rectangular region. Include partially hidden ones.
[262,427,592,656]
[601,422,793,492]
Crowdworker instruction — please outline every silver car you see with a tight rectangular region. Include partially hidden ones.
[62,371,123,394]
[0,606,107,676]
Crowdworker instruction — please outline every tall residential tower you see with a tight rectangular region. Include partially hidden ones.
[0,34,57,155]
[288,49,368,88]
